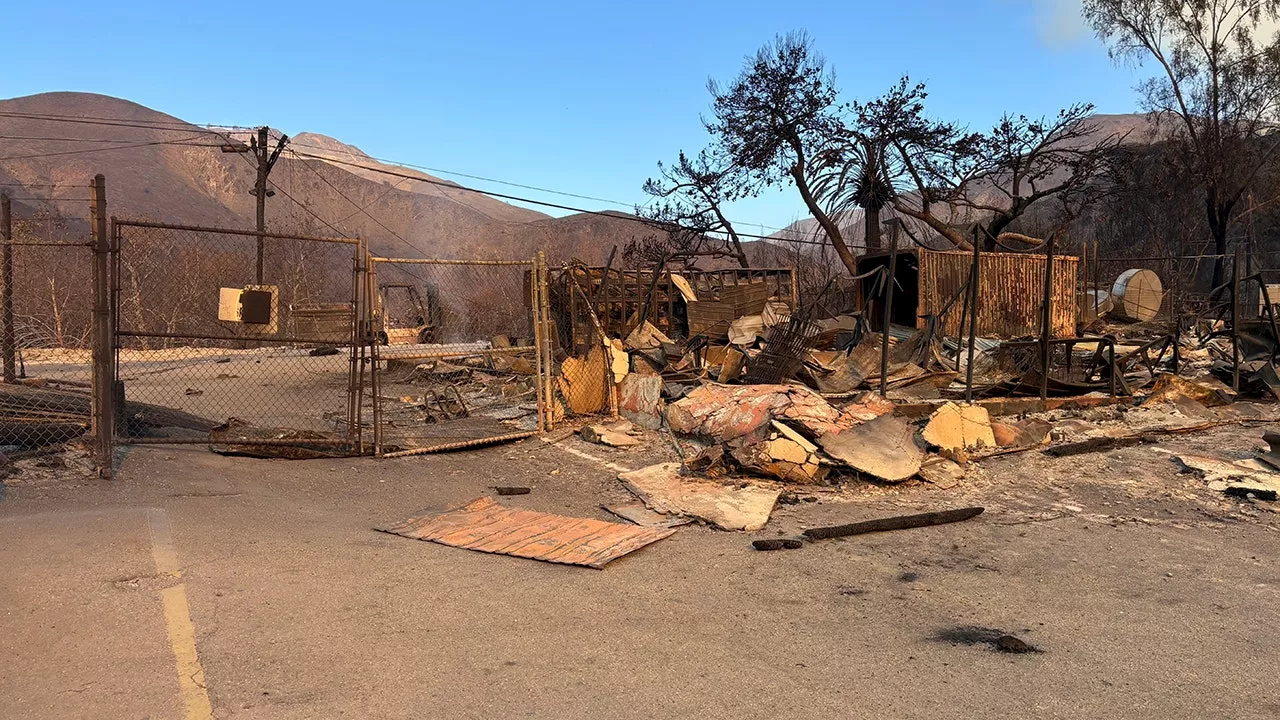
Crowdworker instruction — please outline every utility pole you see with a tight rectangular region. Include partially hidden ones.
[224,127,288,283]
[1,193,13,383]
[90,175,113,477]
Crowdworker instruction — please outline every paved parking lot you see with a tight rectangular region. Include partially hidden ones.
[2,427,1278,719]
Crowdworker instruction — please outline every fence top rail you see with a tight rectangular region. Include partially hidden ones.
[112,218,359,245]
[370,256,534,266]
[1,240,91,247]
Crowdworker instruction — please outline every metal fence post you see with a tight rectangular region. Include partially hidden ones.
[1232,245,1242,392]
[1039,233,1055,400]
[964,227,982,404]
[90,175,114,477]
[878,223,899,397]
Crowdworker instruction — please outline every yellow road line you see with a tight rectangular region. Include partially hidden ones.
[161,585,213,720]
[147,509,213,720]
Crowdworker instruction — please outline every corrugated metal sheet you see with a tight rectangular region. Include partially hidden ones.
[917,250,1078,338]
[378,496,675,568]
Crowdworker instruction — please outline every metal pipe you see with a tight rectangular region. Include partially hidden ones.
[116,330,357,345]
[133,436,356,447]
[379,345,537,362]
[381,431,539,458]
[0,240,91,247]
[370,257,384,456]
[112,219,358,244]
[539,251,555,429]
[1233,246,1242,392]
[1040,233,1055,400]
[368,257,533,266]
[530,254,547,433]
[964,226,981,404]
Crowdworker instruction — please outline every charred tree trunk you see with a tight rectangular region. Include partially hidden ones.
[864,206,882,252]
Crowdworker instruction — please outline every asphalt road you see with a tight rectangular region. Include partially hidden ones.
[1,425,1278,719]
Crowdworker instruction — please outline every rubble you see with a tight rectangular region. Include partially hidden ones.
[990,418,1052,448]
[666,384,853,442]
[819,414,926,483]
[732,421,826,484]
[917,458,966,488]
[1145,373,1233,408]
[618,374,663,429]
[539,260,1280,519]
[602,502,694,529]
[558,344,609,414]
[921,402,996,459]
[618,462,780,531]
[579,420,642,447]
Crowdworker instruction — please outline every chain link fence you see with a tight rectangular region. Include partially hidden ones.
[0,203,96,452]
[367,255,549,457]
[112,220,366,453]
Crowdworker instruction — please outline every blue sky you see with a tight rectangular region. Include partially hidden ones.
[2,0,1141,230]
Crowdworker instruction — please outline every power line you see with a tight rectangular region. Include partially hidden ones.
[290,149,825,247]
[0,183,74,188]
[287,138,795,235]
[283,152,443,286]
[288,139,642,210]
[0,110,249,135]
[0,134,222,161]
[0,134,179,144]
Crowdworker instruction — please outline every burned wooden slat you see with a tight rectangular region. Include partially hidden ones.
[802,507,984,541]
[752,537,805,551]
[1042,436,1145,457]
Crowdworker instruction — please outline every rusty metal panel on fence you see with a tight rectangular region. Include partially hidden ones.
[918,250,1078,338]
[377,496,675,568]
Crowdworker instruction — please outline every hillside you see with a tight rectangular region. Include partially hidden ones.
[0,92,639,262]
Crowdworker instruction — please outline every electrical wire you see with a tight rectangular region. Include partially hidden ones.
[0,110,250,135]
[290,149,826,247]
[289,139,642,211]
[280,151,446,286]
[286,139,796,235]
[0,134,223,161]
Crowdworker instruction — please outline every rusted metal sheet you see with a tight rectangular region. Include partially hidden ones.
[378,496,675,568]
[918,250,1078,338]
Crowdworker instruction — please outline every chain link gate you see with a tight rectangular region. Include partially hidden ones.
[110,220,370,455]
[366,254,551,457]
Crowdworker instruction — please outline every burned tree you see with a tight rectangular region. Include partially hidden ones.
[811,78,962,251]
[635,148,750,268]
[1084,0,1280,285]
[891,102,1123,250]
[705,32,860,275]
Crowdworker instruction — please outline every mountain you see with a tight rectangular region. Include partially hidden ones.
[0,92,645,262]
